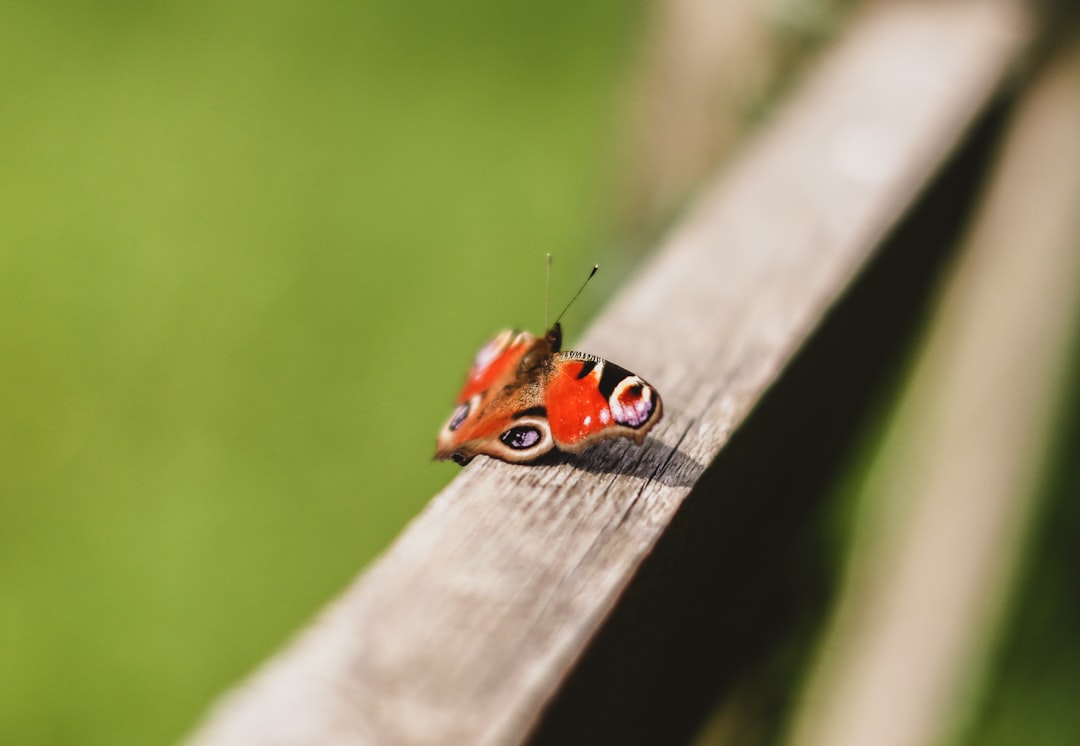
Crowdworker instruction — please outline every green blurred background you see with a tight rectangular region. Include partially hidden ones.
[6,2,1080,745]
[0,1,646,742]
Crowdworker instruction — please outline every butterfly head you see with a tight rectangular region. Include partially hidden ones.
[519,323,561,373]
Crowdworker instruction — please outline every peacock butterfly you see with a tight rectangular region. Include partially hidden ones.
[435,261,663,465]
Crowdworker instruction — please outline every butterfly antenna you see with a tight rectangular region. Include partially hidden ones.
[544,253,553,328]
[553,263,599,326]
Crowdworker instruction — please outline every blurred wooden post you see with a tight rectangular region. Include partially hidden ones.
[620,0,848,237]
[620,0,773,231]
[188,3,1032,744]
[786,31,1080,746]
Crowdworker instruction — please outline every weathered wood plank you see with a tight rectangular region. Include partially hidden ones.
[189,3,1032,744]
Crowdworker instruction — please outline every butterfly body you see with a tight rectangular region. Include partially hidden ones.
[436,322,662,465]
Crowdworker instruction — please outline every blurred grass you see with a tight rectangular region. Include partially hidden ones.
[0,1,645,742]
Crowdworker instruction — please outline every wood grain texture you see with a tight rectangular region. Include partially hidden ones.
[189,3,1032,745]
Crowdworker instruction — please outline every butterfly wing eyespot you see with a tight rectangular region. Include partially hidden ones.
[435,331,553,464]
[437,413,555,465]
[543,352,663,454]
[490,416,554,461]
[447,401,471,432]
[501,426,542,449]
[609,377,659,429]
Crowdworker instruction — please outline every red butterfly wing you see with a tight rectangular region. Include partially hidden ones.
[544,352,663,453]
[435,330,555,464]
[454,329,532,404]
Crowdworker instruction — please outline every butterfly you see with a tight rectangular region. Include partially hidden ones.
[435,263,663,465]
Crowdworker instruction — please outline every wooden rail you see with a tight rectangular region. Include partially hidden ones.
[189,2,1034,744]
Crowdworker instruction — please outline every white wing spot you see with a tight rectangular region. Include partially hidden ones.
[473,330,518,374]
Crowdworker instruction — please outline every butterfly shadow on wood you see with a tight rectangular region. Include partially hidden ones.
[535,436,705,489]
